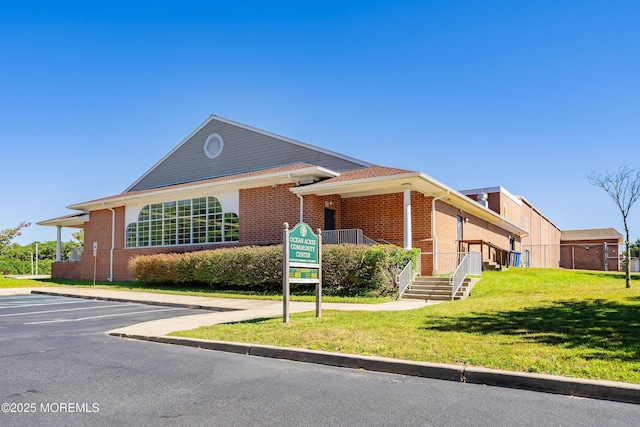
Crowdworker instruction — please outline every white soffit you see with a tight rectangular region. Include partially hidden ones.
[292,172,529,236]
[67,166,338,211]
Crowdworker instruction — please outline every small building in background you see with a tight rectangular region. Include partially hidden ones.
[560,228,623,271]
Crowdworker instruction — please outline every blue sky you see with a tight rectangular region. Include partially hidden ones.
[1,1,639,246]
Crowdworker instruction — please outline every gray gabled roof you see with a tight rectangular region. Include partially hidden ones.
[125,115,372,192]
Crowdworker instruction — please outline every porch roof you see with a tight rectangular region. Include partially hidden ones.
[37,212,89,228]
[291,166,529,237]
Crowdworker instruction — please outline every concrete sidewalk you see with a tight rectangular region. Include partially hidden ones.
[4,286,640,404]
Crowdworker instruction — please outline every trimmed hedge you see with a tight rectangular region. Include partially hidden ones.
[128,244,419,297]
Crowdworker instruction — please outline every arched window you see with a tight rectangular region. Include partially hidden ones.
[125,196,238,247]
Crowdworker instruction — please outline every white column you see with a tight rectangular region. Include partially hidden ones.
[56,226,62,262]
[403,185,412,250]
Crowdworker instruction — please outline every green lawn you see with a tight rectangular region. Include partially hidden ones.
[0,276,388,304]
[0,276,57,288]
[172,268,640,384]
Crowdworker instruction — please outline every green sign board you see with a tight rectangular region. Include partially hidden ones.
[288,223,319,265]
[283,222,322,323]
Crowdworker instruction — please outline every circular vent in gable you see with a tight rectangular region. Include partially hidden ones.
[204,133,224,159]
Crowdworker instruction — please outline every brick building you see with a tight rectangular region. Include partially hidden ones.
[560,228,623,271]
[39,115,595,281]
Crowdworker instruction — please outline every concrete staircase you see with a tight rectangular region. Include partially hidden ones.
[402,276,477,301]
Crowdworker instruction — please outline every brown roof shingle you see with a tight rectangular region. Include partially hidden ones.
[315,165,415,184]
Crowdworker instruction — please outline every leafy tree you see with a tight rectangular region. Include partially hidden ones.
[631,239,640,258]
[34,241,57,260]
[588,165,640,288]
[71,229,84,246]
[0,222,30,252]
[622,238,640,270]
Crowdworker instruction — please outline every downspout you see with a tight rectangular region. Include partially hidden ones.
[431,191,450,275]
[103,203,115,282]
[403,184,412,250]
[289,174,304,223]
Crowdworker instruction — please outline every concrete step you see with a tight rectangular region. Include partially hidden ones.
[404,288,464,295]
[408,285,468,293]
[483,261,508,272]
[403,292,465,301]
[402,276,478,302]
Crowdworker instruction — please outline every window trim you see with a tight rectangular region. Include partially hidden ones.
[125,196,239,248]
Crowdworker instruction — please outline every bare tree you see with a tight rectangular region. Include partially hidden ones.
[588,165,640,288]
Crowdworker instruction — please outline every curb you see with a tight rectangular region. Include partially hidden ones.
[109,332,640,404]
[30,290,236,312]
[464,366,640,405]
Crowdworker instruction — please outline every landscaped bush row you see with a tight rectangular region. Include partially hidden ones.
[128,244,419,297]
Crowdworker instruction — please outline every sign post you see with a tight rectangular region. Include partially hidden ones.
[283,222,322,323]
[92,242,97,287]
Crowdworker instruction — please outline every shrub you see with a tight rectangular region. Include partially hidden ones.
[128,244,415,297]
[0,257,52,275]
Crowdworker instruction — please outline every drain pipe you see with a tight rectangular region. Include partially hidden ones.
[432,191,449,275]
[288,173,304,223]
[103,203,115,282]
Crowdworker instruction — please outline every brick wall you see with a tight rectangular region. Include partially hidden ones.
[57,207,240,282]
[239,184,301,245]
[341,191,433,273]
[52,185,561,282]
[560,239,620,271]
[520,200,561,268]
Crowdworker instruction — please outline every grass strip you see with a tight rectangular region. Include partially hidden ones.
[0,277,388,304]
[172,268,640,384]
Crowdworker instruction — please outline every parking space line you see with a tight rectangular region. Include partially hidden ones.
[0,304,130,318]
[0,299,98,309]
[25,307,186,324]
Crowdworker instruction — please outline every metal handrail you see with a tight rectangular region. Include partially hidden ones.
[396,249,421,299]
[323,229,376,245]
[420,252,468,275]
[395,260,414,299]
[449,251,482,300]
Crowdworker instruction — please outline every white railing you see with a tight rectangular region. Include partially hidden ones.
[450,251,482,300]
[421,252,468,275]
[323,229,376,245]
[396,249,421,298]
[395,260,414,298]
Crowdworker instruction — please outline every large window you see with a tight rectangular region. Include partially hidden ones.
[125,196,239,248]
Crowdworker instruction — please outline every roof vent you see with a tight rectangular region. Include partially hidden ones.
[204,133,224,159]
[478,192,488,208]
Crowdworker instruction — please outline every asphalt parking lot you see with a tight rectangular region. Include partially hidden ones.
[0,294,209,331]
[1,294,639,426]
